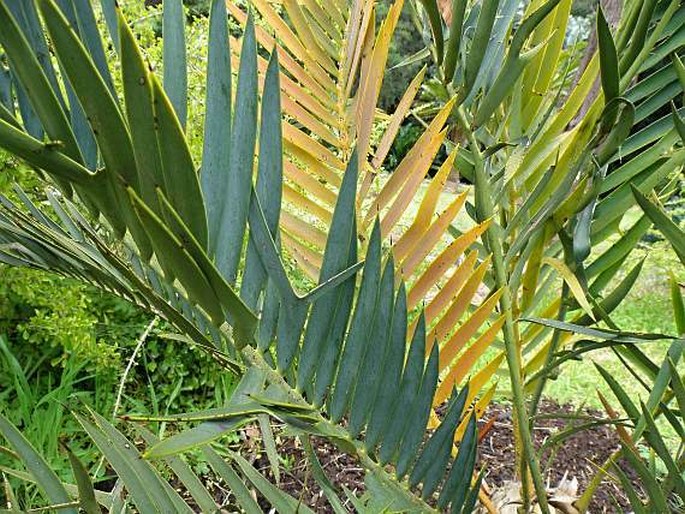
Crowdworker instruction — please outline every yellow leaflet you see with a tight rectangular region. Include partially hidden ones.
[305,12,340,61]
[520,224,548,312]
[369,66,426,173]
[469,361,503,408]
[344,0,375,96]
[325,0,347,29]
[392,149,458,261]
[399,190,468,277]
[281,229,323,279]
[515,132,569,189]
[365,97,456,226]
[283,140,341,188]
[539,55,600,138]
[520,0,556,113]
[438,291,503,371]
[227,2,335,98]
[406,223,490,310]
[439,317,505,396]
[278,74,336,129]
[427,409,441,430]
[407,252,480,344]
[352,8,376,131]
[526,118,594,214]
[502,144,526,194]
[249,0,336,91]
[284,161,337,207]
[541,257,596,320]
[423,251,479,323]
[283,184,333,224]
[426,259,491,346]
[300,0,341,44]
[282,0,337,75]
[515,56,598,186]
[355,0,403,169]
[333,0,350,16]
[342,0,365,76]
[280,210,327,249]
[283,123,345,171]
[376,130,447,235]
[278,93,337,146]
[522,0,573,127]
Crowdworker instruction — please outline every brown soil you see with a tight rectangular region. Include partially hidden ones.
[252,435,365,512]
[478,400,642,513]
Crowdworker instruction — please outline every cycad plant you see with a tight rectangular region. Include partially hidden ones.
[414,0,685,386]
[1,0,683,511]
[238,0,685,507]
[0,0,483,511]
[231,0,508,426]
[402,0,685,508]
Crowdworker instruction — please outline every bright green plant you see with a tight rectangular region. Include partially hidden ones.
[0,265,117,370]
[0,334,94,475]
[245,0,685,507]
[0,0,481,511]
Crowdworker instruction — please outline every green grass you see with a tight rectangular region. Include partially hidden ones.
[541,202,684,411]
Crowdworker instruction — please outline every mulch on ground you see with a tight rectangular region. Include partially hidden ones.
[478,400,641,513]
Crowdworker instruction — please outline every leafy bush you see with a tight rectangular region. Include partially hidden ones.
[0,266,118,370]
